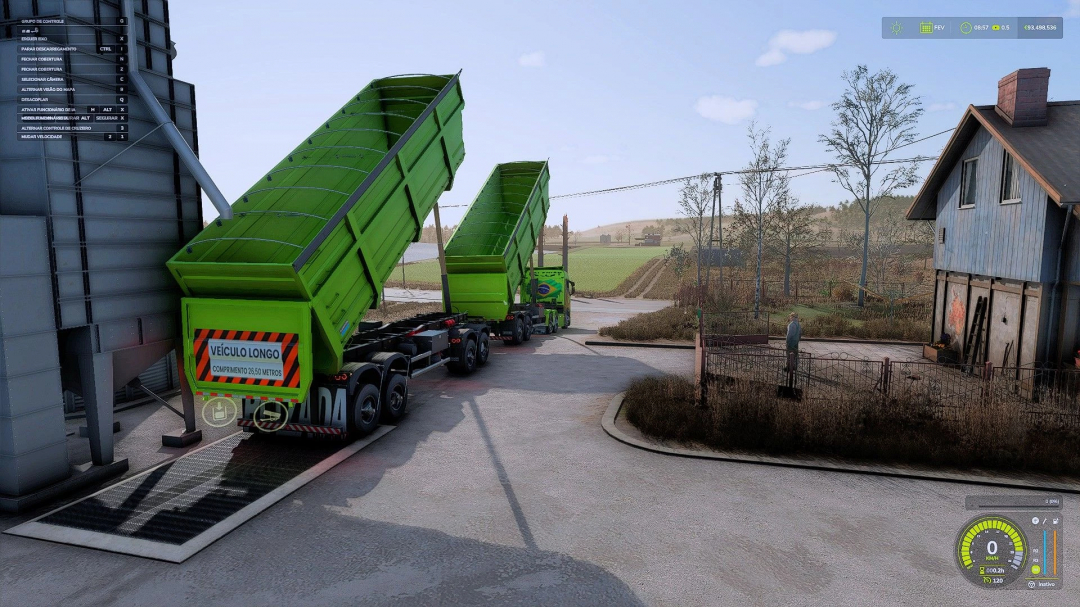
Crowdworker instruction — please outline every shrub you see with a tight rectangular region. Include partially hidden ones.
[599,305,699,341]
[622,374,1080,475]
[858,317,926,341]
[801,313,853,337]
[793,309,927,341]
[831,284,854,301]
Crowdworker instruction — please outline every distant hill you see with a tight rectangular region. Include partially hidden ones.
[576,218,700,244]
[825,196,916,230]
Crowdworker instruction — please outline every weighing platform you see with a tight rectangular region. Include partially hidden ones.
[5,427,393,563]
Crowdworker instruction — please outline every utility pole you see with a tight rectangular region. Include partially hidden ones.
[704,173,720,303]
[433,202,451,313]
[562,214,569,272]
[538,221,545,266]
[715,175,723,293]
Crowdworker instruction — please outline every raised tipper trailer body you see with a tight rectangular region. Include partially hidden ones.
[444,161,558,340]
[167,74,466,409]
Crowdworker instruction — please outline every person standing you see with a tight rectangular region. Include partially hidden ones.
[785,312,802,382]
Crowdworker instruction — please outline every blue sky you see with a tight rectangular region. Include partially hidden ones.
[170,1,1080,230]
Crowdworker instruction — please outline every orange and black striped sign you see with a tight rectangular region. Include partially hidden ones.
[193,328,300,388]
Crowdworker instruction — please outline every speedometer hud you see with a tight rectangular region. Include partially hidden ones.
[956,496,1063,590]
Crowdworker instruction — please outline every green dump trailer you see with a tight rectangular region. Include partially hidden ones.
[444,161,567,343]
[167,73,493,438]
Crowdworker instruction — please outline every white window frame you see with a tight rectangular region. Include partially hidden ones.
[959,158,978,209]
[1000,151,1022,205]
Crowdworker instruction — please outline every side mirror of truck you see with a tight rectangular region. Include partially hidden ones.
[569,280,576,295]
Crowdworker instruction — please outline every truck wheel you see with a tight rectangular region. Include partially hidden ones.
[522,316,532,341]
[380,373,408,422]
[349,383,382,436]
[450,338,477,374]
[477,333,490,366]
[509,318,524,345]
[562,313,571,329]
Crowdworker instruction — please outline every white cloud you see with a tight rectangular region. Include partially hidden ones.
[695,96,758,124]
[755,29,837,66]
[928,102,958,112]
[788,100,825,110]
[1066,0,1080,18]
[518,51,545,67]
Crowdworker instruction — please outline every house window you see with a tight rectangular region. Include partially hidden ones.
[960,158,978,208]
[1001,151,1022,203]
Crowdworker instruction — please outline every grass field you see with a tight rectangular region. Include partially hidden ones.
[391,245,668,294]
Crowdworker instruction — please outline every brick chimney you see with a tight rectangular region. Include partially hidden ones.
[995,68,1050,127]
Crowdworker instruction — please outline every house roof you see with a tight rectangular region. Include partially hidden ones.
[906,101,1080,220]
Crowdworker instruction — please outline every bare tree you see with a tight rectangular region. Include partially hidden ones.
[819,65,923,307]
[766,194,825,296]
[905,216,936,246]
[675,173,714,286]
[735,122,790,318]
[843,214,906,293]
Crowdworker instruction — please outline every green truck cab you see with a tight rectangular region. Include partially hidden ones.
[521,266,574,333]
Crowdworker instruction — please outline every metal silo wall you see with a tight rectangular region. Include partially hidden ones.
[0,0,201,494]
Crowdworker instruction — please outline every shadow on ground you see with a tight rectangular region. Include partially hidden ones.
[2,368,646,607]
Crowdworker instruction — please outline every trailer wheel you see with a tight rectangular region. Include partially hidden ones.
[509,317,524,345]
[349,383,382,436]
[477,333,490,366]
[522,316,532,341]
[449,338,477,374]
[380,373,408,422]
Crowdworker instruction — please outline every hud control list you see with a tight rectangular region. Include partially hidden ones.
[17,17,129,141]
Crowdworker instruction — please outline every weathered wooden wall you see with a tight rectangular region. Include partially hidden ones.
[934,127,1052,282]
[933,271,1046,367]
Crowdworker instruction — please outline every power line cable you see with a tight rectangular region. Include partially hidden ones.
[552,155,937,199]
[550,127,954,200]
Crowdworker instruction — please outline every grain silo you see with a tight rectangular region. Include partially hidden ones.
[0,0,229,505]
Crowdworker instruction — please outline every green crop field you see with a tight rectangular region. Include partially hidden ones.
[390,246,668,294]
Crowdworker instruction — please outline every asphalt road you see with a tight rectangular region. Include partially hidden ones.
[2,299,1077,606]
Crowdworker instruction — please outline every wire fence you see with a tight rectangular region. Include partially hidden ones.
[701,311,770,346]
[703,343,1080,431]
[708,278,934,305]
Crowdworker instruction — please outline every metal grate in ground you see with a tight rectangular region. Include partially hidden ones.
[5,426,393,562]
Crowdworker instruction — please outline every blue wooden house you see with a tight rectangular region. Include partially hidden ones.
[906,68,1080,368]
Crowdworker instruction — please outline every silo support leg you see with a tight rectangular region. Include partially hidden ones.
[78,351,115,466]
[162,342,202,447]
